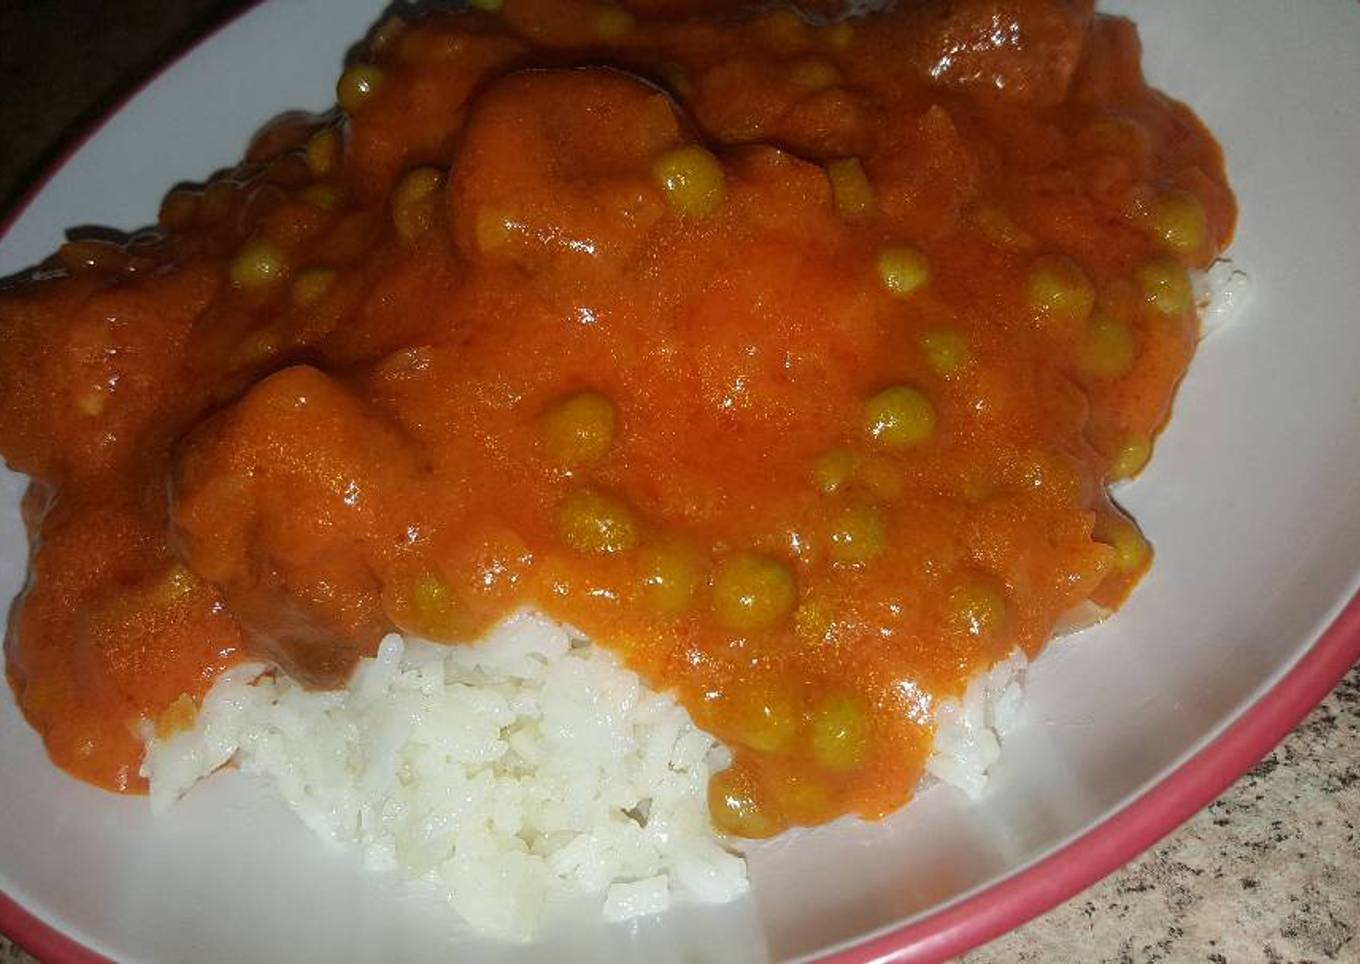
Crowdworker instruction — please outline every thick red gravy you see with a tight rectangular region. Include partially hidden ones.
[0,0,1234,837]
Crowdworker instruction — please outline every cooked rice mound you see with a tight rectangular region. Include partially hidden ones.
[142,607,1035,938]
[142,610,748,938]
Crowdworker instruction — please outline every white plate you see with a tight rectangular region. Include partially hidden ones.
[1,2,1358,961]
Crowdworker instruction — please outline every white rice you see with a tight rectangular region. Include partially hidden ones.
[142,610,747,939]
[1196,258,1250,338]
[924,649,1028,800]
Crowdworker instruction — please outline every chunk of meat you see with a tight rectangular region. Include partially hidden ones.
[171,365,428,687]
[449,68,684,277]
[871,104,983,240]
[6,480,240,792]
[911,0,1095,105]
[0,268,219,480]
[692,60,873,159]
[345,23,525,198]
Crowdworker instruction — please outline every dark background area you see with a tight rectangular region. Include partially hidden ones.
[0,0,251,220]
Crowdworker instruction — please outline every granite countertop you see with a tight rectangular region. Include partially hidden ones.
[0,2,1357,962]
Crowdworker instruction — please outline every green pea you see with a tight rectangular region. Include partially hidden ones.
[229,237,287,289]
[541,391,617,466]
[558,487,639,554]
[1027,254,1095,327]
[810,696,868,771]
[382,571,471,641]
[1135,258,1194,315]
[653,146,726,219]
[1094,514,1151,573]
[826,157,875,219]
[921,327,972,377]
[337,64,384,114]
[713,552,797,632]
[827,501,887,566]
[877,246,930,298]
[945,578,1007,638]
[1147,189,1208,258]
[638,540,703,613]
[1077,313,1135,379]
[732,685,801,753]
[708,766,783,838]
[863,386,936,450]
[813,449,858,495]
[1109,432,1152,480]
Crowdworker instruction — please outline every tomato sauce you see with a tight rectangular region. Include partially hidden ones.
[0,0,1234,835]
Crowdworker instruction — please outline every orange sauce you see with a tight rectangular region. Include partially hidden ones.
[0,0,1234,835]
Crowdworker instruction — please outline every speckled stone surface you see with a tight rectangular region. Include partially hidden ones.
[0,3,1357,963]
[0,939,32,964]
[962,667,1359,964]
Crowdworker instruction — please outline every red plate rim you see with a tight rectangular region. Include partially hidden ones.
[1,4,1357,962]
